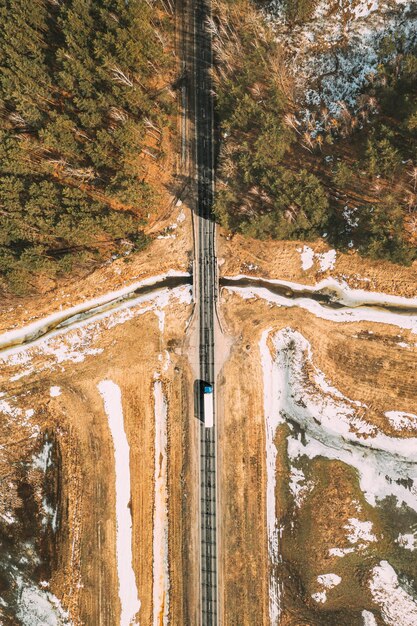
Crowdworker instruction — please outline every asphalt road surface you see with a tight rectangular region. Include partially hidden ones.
[193,0,218,624]
[179,0,218,619]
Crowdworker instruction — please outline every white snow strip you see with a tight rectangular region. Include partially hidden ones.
[224,275,417,308]
[0,271,189,349]
[152,381,170,626]
[260,329,282,625]
[362,610,378,626]
[32,441,53,473]
[49,386,61,398]
[98,380,140,626]
[369,560,417,625]
[0,285,192,373]
[42,498,58,532]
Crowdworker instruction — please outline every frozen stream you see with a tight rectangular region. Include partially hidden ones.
[0,271,191,354]
[223,275,417,333]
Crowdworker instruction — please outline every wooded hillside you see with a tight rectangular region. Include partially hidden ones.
[0,0,175,293]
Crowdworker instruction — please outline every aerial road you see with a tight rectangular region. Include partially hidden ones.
[194,0,218,624]
[179,0,219,622]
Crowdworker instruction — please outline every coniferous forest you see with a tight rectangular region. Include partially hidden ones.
[0,0,174,293]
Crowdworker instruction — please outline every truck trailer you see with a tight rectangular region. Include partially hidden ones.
[203,384,214,428]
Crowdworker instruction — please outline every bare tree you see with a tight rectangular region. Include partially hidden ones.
[302,131,314,152]
[284,113,301,134]
[408,166,417,191]
[111,66,133,88]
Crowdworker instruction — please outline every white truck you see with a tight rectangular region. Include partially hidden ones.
[203,383,214,428]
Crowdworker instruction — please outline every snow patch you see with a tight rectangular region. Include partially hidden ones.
[396,533,416,552]
[49,386,61,398]
[298,245,314,270]
[297,247,336,272]
[329,546,355,557]
[32,441,53,473]
[362,610,378,626]
[16,582,71,626]
[42,498,58,532]
[317,573,341,588]
[385,411,417,432]
[369,560,417,625]
[311,591,327,603]
[344,518,377,545]
[0,511,15,525]
[289,466,313,507]
[317,250,337,272]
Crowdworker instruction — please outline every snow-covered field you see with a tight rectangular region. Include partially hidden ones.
[260,325,417,621]
[262,327,417,508]
[0,274,193,624]
[98,380,140,626]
